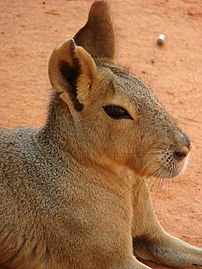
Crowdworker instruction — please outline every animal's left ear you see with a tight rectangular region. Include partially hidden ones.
[74,1,115,60]
[49,39,97,108]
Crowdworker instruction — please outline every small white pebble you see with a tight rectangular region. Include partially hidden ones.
[157,34,166,46]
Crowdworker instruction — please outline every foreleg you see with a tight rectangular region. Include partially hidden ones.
[132,181,202,268]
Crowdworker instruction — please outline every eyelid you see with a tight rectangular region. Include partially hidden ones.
[103,105,133,120]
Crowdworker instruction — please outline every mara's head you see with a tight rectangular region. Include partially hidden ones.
[48,1,191,179]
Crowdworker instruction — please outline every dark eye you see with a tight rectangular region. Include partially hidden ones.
[103,105,133,120]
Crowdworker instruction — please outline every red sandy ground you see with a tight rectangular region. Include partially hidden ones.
[0,0,201,268]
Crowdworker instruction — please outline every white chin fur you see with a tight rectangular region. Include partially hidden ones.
[178,153,189,175]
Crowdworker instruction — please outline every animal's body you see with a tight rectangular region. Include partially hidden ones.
[0,1,202,269]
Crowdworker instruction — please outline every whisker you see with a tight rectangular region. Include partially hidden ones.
[107,159,164,209]
[102,144,183,213]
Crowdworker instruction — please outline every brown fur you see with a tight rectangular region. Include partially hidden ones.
[0,1,201,268]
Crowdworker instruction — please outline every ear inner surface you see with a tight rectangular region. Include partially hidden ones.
[48,39,77,94]
[48,39,83,111]
[74,1,115,59]
[75,46,98,105]
[49,38,99,109]
[76,46,97,81]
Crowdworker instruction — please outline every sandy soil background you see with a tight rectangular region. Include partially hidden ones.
[0,0,201,268]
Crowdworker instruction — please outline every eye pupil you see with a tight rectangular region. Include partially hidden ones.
[103,105,133,120]
[110,106,124,116]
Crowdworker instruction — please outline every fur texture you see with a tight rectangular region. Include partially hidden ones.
[0,1,201,268]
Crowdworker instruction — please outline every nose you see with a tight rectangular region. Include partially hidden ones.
[173,132,191,161]
[173,146,189,161]
[183,132,191,150]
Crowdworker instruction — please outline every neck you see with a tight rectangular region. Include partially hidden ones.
[37,92,77,155]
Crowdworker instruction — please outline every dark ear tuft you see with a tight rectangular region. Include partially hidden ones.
[74,1,115,59]
[49,38,98,110]
[48,39,83,111]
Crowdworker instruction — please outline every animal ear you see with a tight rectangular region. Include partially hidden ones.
[48,39,97,109]
[74,1,115,60]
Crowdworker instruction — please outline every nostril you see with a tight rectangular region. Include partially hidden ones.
[173,151,186,161]
[173,147,189,161]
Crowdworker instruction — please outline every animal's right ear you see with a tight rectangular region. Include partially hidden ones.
[48,39,97,111]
